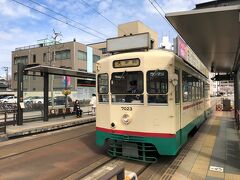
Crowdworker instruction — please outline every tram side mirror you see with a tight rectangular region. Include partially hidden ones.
[170,74,178,86]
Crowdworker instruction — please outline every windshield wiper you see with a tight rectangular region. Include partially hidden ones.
[120,71,127,79]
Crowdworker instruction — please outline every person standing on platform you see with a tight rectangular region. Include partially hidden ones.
[90,94,96,115]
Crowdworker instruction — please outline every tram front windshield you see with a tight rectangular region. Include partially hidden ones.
[111,71,143,103]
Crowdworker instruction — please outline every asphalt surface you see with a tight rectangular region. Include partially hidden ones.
[0,123,107,180]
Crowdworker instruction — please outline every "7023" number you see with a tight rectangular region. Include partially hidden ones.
[121,107,132,111]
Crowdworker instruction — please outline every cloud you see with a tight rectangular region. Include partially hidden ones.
[161,0,193,13]
[98,0,112,12]
[0,0,32,18]
[0,0,214,76]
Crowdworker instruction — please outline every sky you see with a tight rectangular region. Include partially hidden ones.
[0,0,212,78]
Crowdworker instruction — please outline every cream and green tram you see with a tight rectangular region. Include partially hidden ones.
[96,50,211,162]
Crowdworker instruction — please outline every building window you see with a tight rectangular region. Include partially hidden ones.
[33,54,36,63]
[93,55,100,63]
[99,48,107,54]
[78,68,87,72]
[43,53,47,62]
[14,56,28,65]
[55,50,70,60]
[78,50,87,61]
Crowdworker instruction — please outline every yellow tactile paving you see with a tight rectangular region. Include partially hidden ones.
[225,173,240,180]
[171,111,225,180]
[188,116,220,179]
[170,111,240,180]
[207,171,224,179]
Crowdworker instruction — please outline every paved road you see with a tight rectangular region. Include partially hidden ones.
[0,123,107,180]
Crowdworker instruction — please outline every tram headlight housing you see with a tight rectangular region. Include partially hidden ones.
[121,114,131,125]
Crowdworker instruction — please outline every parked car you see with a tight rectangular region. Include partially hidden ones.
[49,96,73,106]
[0,96,17,103]
[32,97,44,104]
[24,96,42,104]
[0,94,15,99]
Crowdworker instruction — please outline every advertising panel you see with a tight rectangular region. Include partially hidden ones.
[107,33,150,53]
[176,36,209,78]
[177,36,188,60]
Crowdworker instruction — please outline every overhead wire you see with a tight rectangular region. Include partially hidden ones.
[79,0,127,35]
[26,0,109,38]
[11,0,105,41]
[148,0,177,33]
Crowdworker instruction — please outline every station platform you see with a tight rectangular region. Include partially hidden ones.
[171,111,240,180]
[2,114,95,140]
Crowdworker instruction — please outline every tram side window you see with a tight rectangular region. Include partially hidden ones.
[98,73,109,102]
[201,81,204,98]
[147,70,168,104]
[192,81,196,101]
[204,83,210,98]
[183,71,194,102]
[188,76,193,102]
[182,71,188,102]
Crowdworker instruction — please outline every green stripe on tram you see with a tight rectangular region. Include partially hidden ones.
[96,108,213,159]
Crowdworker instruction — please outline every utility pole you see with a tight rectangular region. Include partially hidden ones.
[2,66,9,88]
[50,29,62,108]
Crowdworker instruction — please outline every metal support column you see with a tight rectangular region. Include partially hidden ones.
[16,63,24,125]
[65,76,68,109]
[43,72,49,122]
[234,69,240,129]
[234,73,238,116]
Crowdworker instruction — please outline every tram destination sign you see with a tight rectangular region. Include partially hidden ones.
[113,59,140,68]
[107,33,150,53]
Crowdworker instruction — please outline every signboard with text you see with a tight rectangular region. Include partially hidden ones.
[176,36,209,78]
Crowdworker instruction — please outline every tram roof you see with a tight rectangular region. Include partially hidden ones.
[166,5,240,73]
[25,65,95,79]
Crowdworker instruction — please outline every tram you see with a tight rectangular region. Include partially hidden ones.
[96,34,213,162]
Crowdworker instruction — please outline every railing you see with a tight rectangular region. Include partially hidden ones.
[98,166,125,180]
[0,112,7,134]
[0,110,17,134]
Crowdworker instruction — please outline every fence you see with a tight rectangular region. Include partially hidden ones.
[0,111,17,134]
[0,103,17,134]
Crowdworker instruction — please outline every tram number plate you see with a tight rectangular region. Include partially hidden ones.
[121,107,132,111]
[122,142,139,158]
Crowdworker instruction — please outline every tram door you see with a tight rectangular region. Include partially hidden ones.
[175,69,182,147]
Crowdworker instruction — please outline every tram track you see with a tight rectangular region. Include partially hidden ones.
[0,113,214,179]
[67,115,212,180]
[0,122,96,160]
[0,122,109,180]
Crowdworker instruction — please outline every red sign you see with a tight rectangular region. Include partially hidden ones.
[177,36,187,60]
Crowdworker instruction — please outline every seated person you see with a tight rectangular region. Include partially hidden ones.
[125,80,143,103]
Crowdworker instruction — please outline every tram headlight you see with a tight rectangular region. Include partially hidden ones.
[121,114,131,125]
